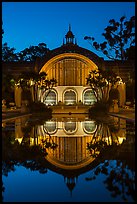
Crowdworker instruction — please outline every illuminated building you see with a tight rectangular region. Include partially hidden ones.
[13,115,127,193]
[3,25,134,107]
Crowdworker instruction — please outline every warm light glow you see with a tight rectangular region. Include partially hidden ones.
[15,138,22,144]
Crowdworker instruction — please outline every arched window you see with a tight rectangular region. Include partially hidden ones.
[83,89,96,105]
[64,90,76,105]
[83,120,97,134]
[43,120,57,134]
[44,90,57,105]
[64,121,77,134]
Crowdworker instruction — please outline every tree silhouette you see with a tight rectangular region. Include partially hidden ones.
[2,73,15,105]
[84,16,135,61]
[17,43,50,61]
[10,70,57,109]
[2,43,18,61]
[86,69,120,104]
[86,117,135,202]
[85,160,135,202]
[2,116,58,177]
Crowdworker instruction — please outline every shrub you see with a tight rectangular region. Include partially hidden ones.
[28,101,52,115]
[89,101,109,117]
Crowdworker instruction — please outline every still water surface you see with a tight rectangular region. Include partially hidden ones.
[2,114,135,202]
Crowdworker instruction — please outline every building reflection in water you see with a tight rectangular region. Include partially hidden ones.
[3,114,135,197]
[13,115,126,171]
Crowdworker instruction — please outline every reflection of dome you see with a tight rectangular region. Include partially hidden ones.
[65,176,77,196]
[44,151,104,195]
[45,135,95,170]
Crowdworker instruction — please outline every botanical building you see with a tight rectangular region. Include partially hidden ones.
[3,25,134,108]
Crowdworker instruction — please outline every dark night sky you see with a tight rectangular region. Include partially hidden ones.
[2,2,135,60]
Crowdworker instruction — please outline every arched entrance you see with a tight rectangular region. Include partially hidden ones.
[43,120,57,134]
[64,89,77,105]
[83,89,97,105]
[64,121,77,134]
[43,90,57,106]
[83,120,97,134]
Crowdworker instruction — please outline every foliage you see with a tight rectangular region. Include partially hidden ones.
[86,118,135,201]
[84,16,135,60]
[124,45,135,61]
[88,101,109,116]
[2,116,58,178]
[87,140,108,158]
[2,113,135,202]
[28,101,52,115]
[11,70,57,105]
[86,69,120,103]
[14,71,57,90]
[2,43,18,61]
[2,73,15,104]
[85,160,135,202]
[2,42,50,62]
[17,43,50,61]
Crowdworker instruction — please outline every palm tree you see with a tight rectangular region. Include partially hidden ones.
[11,71,57,110]
[86,69,120,103]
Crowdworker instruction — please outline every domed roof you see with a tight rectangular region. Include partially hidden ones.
[37,25,104,71]
[39,43,104,69]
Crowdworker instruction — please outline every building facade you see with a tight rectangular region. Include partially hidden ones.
[36,25,126,107]
[3,25,134,108]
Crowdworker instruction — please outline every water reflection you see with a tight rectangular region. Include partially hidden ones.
[2,114,135,202]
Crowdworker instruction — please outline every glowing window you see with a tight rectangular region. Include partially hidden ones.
[43,121,57,134]
[64,121,77,134]
[44,90,56,105]
[64,90,76,105]
[83,120,97,134]
[83,90,97,105]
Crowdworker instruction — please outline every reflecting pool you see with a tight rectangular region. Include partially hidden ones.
[2,114,135,202]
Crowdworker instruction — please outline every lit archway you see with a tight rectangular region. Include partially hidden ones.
[83,89,97,105]
[64,89,77,105]
[83,120,97,134]
[43,89,57,105]
[64,121,77,135]
[43,120,57,134]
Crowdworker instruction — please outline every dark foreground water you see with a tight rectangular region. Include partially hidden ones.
[2,114,135,202]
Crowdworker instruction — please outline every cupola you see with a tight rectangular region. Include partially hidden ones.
[65,24,75,44]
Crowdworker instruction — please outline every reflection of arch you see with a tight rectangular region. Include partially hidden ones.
[83,120,97,134]
[83,89,97,105]
[45,136,96,170]
[64,121,77,135]
[43,89,57,105]
[63,89,77,105]
[43,120,57,134]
